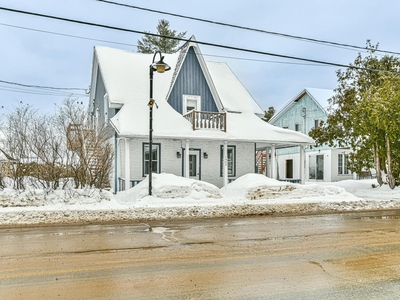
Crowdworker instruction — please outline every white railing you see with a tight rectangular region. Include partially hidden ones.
[183,110,227,132]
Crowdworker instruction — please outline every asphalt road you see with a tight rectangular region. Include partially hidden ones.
[0,210,400,299]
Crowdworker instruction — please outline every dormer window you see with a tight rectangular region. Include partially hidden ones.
[183,95,201,114]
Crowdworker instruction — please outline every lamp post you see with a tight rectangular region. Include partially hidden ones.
[148,51,171,195]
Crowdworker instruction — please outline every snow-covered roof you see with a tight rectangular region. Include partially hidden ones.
[206,61,264,116]
[93,46,314,147]
[269,87,334,124]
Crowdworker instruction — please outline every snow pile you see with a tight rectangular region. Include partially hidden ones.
[220,174,353,201]
[0,187,114,207]
[116,173,222,206]
[315,179,400,200]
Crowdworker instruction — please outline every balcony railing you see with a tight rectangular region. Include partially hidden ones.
[183,110,227,132]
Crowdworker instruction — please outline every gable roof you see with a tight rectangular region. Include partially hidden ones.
[206,61,264,116]
[269,88,334,124]
[92,45,314,147]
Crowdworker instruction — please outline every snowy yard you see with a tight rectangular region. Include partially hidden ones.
[1,173,400,226]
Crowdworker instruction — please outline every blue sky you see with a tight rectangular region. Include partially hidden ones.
[0,0,399,115]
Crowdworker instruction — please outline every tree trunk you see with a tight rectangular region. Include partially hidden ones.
[385,137,396,189]
[373,143,383,186]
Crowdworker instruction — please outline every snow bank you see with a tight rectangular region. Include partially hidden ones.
[116,173,222,204]
[1,173,400,226]
[220,173,355,201]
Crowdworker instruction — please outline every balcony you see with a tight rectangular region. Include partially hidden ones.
[183,110,226,132]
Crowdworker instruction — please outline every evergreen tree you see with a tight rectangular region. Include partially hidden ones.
[137,19,186,54]
[263,106,275,122]
[309,42,400,188]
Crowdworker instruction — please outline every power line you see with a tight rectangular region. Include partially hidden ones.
[0,22,330,67]
[0,22,136,47]
[0,6,390,73]
[96,0,400,56]
[0,79,87,91]
[0,86,88,97]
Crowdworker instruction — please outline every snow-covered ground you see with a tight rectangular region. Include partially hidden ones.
[1,173,400,226]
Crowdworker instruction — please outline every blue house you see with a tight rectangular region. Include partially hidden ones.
[88,38,314,192]
[269,88,352,182]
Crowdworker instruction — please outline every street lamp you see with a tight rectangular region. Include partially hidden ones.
[148,51,171,195]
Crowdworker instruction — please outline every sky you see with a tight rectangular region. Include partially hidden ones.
[0,0,400,115]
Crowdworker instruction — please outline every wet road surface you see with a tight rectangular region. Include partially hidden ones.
[0,210,400,299]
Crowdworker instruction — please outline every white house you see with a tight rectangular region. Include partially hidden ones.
[88,38,314,193]
[269,88,352,182]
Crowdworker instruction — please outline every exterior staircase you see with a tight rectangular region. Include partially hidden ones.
[256,150,267,174]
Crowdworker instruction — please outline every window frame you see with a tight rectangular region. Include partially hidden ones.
[182,94,201,114]
[338,153,349,175]
[220,145,236,177]
[142,142,161,177]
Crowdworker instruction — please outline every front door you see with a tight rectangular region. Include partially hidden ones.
[189,151,200,180]
[286,159,293,179]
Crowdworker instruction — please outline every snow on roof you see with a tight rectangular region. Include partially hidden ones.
[95,46,180,107]
[227,112,314,146]
[206,61,264,116]
[94,46,313,146]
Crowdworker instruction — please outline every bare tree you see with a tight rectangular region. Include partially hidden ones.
[57,98,114,189]
[0,98,113,192]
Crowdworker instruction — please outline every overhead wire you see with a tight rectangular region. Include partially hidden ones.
[0,22,136,47]
[0,22,327,67]
[96,0,400,56]
[0,84,88,97]
[0,79,87,91]
[0,6,393,73]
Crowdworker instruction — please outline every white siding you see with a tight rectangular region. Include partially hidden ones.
[118,138,255,189]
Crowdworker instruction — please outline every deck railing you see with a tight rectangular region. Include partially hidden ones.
[183,110,227,132]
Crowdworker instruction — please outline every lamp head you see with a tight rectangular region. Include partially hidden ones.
[151,56,171,73]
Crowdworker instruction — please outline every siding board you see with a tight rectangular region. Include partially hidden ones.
[167,47,218,114]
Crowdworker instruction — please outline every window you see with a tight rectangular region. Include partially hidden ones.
[220,145,236,177]
[316,155,324,180]
[309,155,324,180]
[295,124,301,132]
[338,153,349,175]
[142,143,161,176]
[314,119,321,129]
[183,95,201,114]
[309,156,316,179]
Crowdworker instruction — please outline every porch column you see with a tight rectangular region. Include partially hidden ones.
[265,147,270,177]
[223,141,228,186]
[124,138,130,191]
[300,145,305,184]
[271,145,276,179]
[185,139,190,178]
[114,133,118,193]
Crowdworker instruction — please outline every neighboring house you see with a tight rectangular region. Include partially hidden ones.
[88,38,314,193]
[269,88,352,182]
